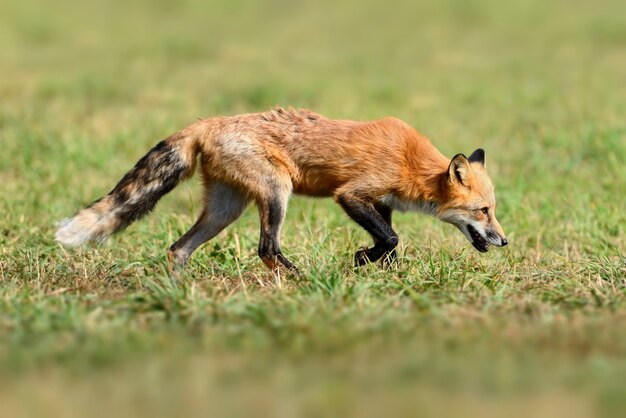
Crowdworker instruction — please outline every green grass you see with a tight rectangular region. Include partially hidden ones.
[1,0,625,416]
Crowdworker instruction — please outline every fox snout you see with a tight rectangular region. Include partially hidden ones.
[466,222,508,253]
[439,208,508,253]
[465,224,507,253]
[490,217,508,247]
[485,227,508,247]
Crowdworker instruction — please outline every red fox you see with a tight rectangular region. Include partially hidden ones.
[56,107,508,273]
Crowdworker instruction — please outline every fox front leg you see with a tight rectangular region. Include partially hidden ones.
[374,203,398,266]
[337,193,399,267]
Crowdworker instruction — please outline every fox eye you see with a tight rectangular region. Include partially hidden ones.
[481,207,489,215]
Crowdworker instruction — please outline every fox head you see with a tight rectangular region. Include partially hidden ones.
[437,149,508,253]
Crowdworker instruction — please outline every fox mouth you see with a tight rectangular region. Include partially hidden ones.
[467,225,488,253]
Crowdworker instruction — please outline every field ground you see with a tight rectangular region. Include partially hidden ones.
[1,0,625,417]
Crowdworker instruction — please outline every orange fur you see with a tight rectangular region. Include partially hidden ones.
[187,109,450,203]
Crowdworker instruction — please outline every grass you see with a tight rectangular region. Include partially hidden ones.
[1,0,625,416]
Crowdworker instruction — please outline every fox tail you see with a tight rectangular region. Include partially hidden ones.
[55,129,199,246]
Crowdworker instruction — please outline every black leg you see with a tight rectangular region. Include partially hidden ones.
[257,196,299,274]
[375,203,393,225]
[374,203,397,265]
[337,194,399,266]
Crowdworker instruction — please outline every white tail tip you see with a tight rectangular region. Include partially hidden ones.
[55,217,92,246]
[55,210,112,246]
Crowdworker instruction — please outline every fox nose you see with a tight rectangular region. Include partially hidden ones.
[501,238,508,247]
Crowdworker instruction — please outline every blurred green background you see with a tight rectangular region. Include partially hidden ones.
[0,0,625,417]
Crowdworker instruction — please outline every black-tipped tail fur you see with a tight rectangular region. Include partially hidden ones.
[56,133,197,246]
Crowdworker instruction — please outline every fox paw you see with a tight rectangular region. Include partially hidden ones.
[354,248,371,267]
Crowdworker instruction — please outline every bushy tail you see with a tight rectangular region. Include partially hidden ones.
[56,130,198,246]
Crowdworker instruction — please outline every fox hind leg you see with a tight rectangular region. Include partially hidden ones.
[256,182,299,274]
[167,182,249,272]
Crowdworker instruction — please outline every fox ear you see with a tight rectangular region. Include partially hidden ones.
[448,153,471,186]
[468,148,486,167]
